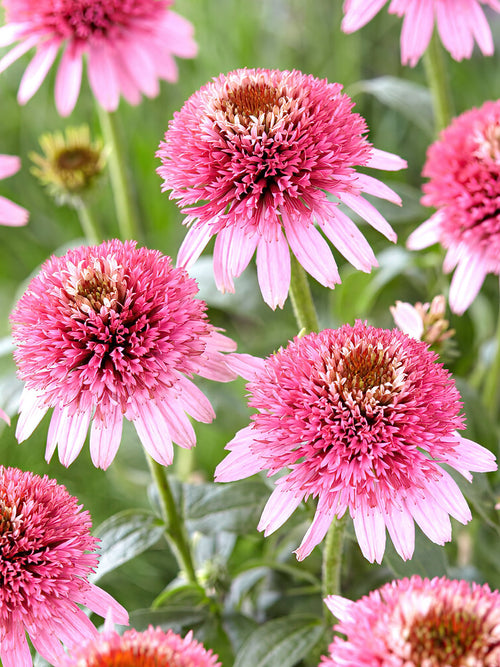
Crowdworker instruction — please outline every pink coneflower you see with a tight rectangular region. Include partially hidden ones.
[60,624,220,667]
[342,0,500,66]
[408,100,500,315]
[322,575,500,666]
[0,466,128,667]
[0,154,29,226]
[10,239,248,469]
[215,321,496,563]
[157,68,406,309]
[0,0,197,117]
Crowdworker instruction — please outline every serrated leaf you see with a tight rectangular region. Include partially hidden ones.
[351,76,434,135]
[185,480,268,534]
[233,615,324,667]
[90,510,164,582]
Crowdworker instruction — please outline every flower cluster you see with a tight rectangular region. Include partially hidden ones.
[216,321,496,562]
[0,466,127,667]
[0,0,197,116]
[157,67,406,309]
[11,240,249,469]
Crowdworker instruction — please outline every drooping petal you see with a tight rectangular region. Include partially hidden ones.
[18,41,59,104]
[256,232,291,309]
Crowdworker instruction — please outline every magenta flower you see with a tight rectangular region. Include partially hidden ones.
[0,154,28,226]
[322,575,500,666]
[60,624,220,667]
[408,100,500,315]
[215,321,496,563]
[342,0,500,66]
[10,240,250,470]
[0,466,128,667]
[0,0,197,117]
[157,68,406,309]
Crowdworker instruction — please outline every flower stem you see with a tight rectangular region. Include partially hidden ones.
[145,454,198,585]
[322,515,346,617]
[96,104,141,241]
[75,199,102,245]
[289,255,319,333]
[422,31,455,134]
[483,297,500,414]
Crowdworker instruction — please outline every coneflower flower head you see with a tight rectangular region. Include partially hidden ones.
[0,466,128,667]
[322,575,500,666]
[10,240,248,470]
[215,321,496,563]
[157,68,406,309]
[60,625,220,667]
[0,0,197,116]
[408,100,500,314]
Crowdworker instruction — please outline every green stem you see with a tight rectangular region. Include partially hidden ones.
[75,199,102,245]
[96,104,141,241]
[322,515,346,619]
[289,255,319,333]
[145,454,198,585]
[422,31,455,134]
[483,298,500,414]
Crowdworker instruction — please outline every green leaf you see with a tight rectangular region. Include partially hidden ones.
[128,605,209,634]
[90,509,165,582]
[382,527,449,579]
[233,615,324,667]
[185,480,268,534]
[153,582,208,610]
[350,76,434,136]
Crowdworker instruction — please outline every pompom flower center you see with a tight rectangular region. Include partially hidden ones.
[221,80,285,128]
[66,257,125,316]
[0,499,20,535]
[474,121,500,163]
[7,0,168,39]
[404,600,492,665]
[329,341,405,410]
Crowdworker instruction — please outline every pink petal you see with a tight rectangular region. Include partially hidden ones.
[158,11,198,58]
[0,196,29,226]
[0,154,21,179]
[0,621,32,667]
[295,497,338,560]
[468,0,494,55]
[177,224,214,269]
[176,375,215,423]
[406,212,442,250]
[449,254,488,315]
[15,388,48,442]
[384,505,415,560]
[223,352,266,381]
[318,207,377,272]
[410,495,452,544]
[133,401,174,466]
[352,507,387,563]
[425,469,472,524]
[258,480,304,536]
[156,397,196,449]
[213,225,258,293]
[283,215,340,288]
[89,405,123,469]
[339,192,397,242]
[365,147,407,171]
[390,301,424,339]
[46,407,91,467]
[355,172,402,204]
[0,34,40,73]
[0,22,31,47]
[436,0,474,60]
[116,34,159,98]
[214,426,263,482]
[0,407,10,425]
[399,0,435,66]
[55,47,83,117]
[324,594,355,622]
[256,231,291,309]
[18,41,59,105]
[342,0,389,31]
[72,583,129,626]
[87,41,120,111]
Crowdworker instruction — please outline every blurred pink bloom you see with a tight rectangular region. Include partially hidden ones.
[342,0,500,66]
[391,295,454,345]
[408,100,500,315]
[0,466,128,667]
[215,321,496,563]
[0,0,197,116]
[157,68,406,309]
[0,407,10,424]
[322,575,500,666]
[60,624,220,667]
[10,240,252,469]
[0,154,28,226]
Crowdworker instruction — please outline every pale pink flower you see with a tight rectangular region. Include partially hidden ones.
[10,240,250,469]
[322,575,500,666]
[60,624,220,667]
[408,100,500,315]
[0,0,197,117]
[157,68,406,309]
[215,321,496,563]
[0,466,128,667]
[390,295,454,345]
[0,154,28,226]
[342,0,500,66]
